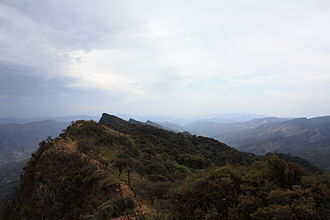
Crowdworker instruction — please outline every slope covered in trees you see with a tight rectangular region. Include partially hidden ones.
[3,114,330,220]
[161,116,330,170]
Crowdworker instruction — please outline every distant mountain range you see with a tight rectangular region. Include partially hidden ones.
[156,116,330,170]
[0,115,99,124]
[155,117,292,137]
[115,112,268,126]
[225,116,330,169]
[0,120,69,166]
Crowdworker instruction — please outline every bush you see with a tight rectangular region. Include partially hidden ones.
[98,197,135,219]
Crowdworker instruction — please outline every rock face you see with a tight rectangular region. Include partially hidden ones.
[99,113,128,127]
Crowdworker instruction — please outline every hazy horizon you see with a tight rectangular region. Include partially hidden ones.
[1,112,330,126]
[1,0,329,118]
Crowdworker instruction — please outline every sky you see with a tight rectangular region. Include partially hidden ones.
[0,0,330,118]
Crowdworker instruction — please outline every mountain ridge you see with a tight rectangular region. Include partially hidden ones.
[2,113,330,220]
[224,116,330,169]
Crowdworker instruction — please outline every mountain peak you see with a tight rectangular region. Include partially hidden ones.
[99,113,127,126]
[128,118,145,125]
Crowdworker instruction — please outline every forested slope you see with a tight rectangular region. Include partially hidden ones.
[3,114,330,220]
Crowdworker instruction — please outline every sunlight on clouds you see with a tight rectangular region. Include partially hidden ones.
[1,0,330,116]
[69,50,147,99]
[65,0,330,116]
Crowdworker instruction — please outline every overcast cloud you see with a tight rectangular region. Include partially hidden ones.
[0,0,329,118]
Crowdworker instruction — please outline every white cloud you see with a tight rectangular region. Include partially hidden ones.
[0,0,330,116]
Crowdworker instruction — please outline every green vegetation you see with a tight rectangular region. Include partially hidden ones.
[3,114,330,220]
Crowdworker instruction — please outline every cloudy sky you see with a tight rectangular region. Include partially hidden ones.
[0,0,329,118]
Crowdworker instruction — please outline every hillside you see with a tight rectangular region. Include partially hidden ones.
[154,117,290,138]
[185,117,290,137]
[160,116,330,170]
[3,114,330,219]
[224,116,330,169]
[0,120,68,166]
